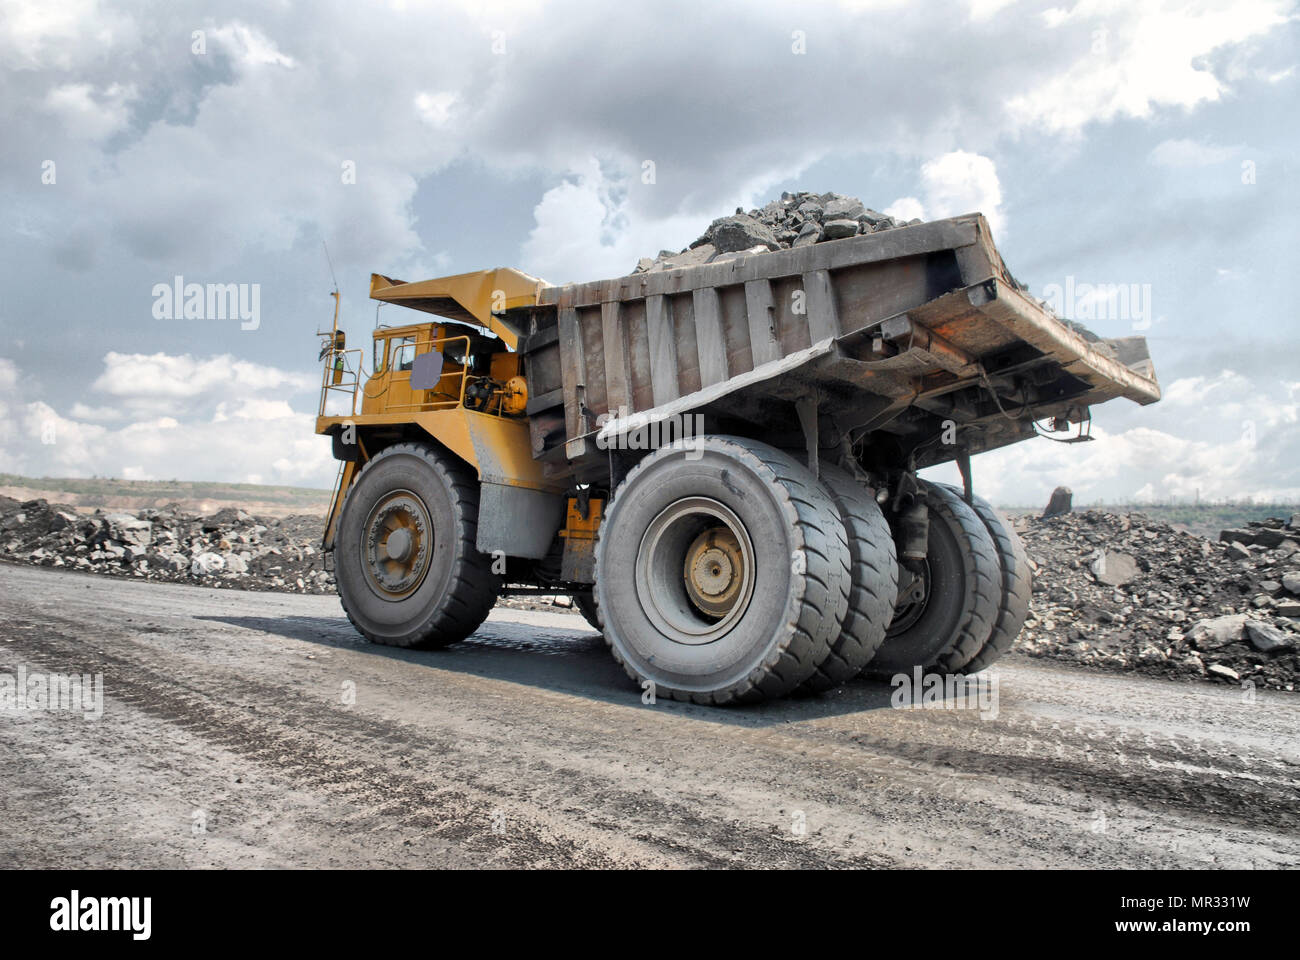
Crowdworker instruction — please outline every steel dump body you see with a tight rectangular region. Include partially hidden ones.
[516,214,1158,478]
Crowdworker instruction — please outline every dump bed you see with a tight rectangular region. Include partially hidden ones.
[516,213,1158,479]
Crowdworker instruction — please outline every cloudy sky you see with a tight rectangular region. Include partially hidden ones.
[1,0,1296,505]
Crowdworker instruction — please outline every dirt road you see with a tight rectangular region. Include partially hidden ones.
[1,561,1296,869]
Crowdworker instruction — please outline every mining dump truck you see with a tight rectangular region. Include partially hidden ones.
[314,213,1159,704]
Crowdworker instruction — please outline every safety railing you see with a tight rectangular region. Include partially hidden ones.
[318,347,364,418]
[320,333,513,419]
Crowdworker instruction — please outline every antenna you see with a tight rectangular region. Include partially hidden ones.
[323,239,339,293]
[316,241,341,337]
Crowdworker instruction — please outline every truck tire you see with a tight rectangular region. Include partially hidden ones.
[594,436,850,705]
[334,441,498,648]
[796,464,898,694]
[573,592,601,631]
[867,480,999,677]
[936,487,1032,674]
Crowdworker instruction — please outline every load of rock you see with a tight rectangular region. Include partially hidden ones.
[0,495,334,594]
[631,191,919,274]
[1013,510,1299,690]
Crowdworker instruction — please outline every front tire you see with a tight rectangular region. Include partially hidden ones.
[334,442,499,648]
[595,436,850,704]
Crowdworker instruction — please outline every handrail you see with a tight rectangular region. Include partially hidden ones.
[319,347,364,417]
[319,333,512,419]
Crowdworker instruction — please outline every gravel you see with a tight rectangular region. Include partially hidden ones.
[1012,510,1300,691]
[631,190,919,274]
[6,492,1296,690]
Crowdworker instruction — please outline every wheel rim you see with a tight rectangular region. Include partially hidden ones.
[635,497,755,644]
[361,489,433,599]
[889,560,931,635]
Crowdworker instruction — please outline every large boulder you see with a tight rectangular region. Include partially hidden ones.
[822,219,860,240]
[104,513,152,547]
[1090,550,1138,587]
[695,215,780,254]
[190,552,226,576]
[1042,486,1073,518]
[1244,620,1292,653]
[1186,614,1248,650]
[823,197,866,220]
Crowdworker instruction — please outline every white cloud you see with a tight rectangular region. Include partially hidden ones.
[42,81,135,141]
[887,150,1005,234]
[925,368,1300,505]
[68,403,122,421]
[968,0,1021,20]
[0,352,333,488]
[884,196,926,222]
[208,22,295,68]
[1148,138,1241,167]
[1005,0,1291,135]
[519,158,711,282]
[921,151,1005,233]
[91,352,315,418]
[415,91,458,127]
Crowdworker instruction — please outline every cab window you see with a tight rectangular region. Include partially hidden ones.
[372,337,387,374]
[392,336,416,372]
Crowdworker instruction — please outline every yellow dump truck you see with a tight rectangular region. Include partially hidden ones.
[315,213,1160,704]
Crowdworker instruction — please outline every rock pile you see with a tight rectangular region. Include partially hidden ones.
[632,191,919,274]
[4,491,1297,690]
[0,496,334,594]
[1012,510,1299,690]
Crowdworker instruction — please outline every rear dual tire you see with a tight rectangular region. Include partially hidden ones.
[868,480,1000,677]
[594,436,851,705]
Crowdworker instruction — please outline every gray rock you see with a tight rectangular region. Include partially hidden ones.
[701,215,780,254]
[1244,620,1292,653]
[225,554,249,574]
[1226,542,1251,561]
[1254,528,1287,548]
[1187,614,1248,649]
[1219,528,1255,545]
[1207,663,1240,681]
[1090,550,1138,586]
[190,552,226,576]
[1042,486,1073,518]
[1282,572,1300,596]
[792,221,822,248]
[1276,599,1300,617]
[202,507,253,531]
[821,219,860,240]
[823,198,865,220]
[103,514,153,547]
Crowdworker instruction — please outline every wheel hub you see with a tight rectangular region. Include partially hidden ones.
[362,491,432,599]
[683,528,745,618]
[889,561,931,635]
[635,497,755,645]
